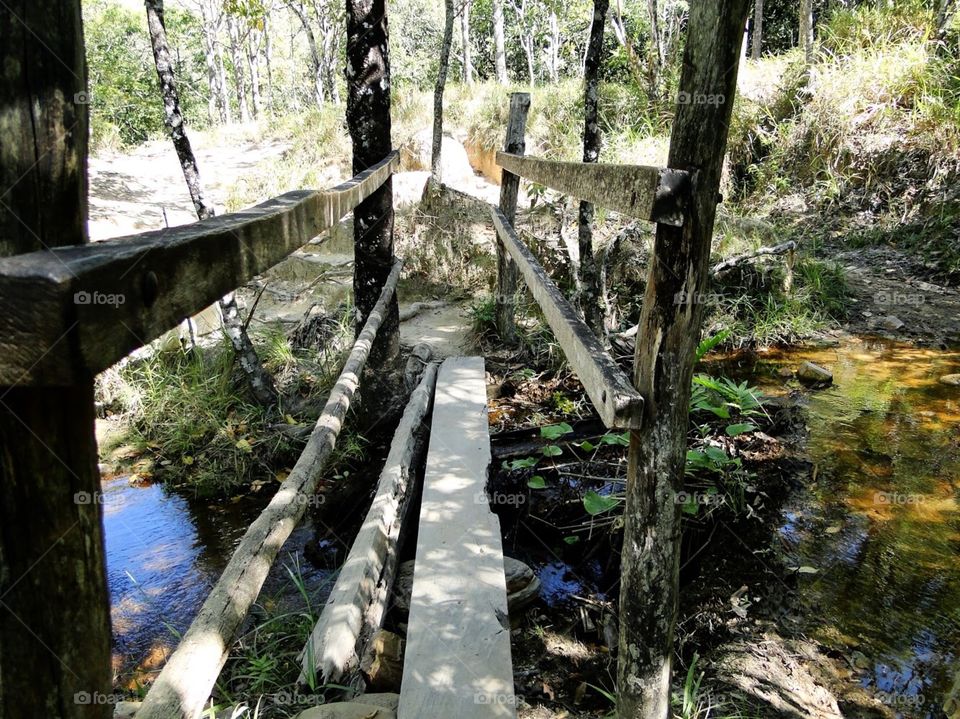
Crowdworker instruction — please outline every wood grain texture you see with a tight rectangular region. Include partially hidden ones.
[617,0,751,715]
[491,208,643,429]
[299,362,438,685]
[134,262,402,719]
[398,357,516,719]
[0,151,398,386]
[494,92,530,344]
[496,152,691,226]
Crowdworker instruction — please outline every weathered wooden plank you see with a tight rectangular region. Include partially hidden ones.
[0,151,398,386]
[398,357,516,719]
[299,361,438,685]
[134,262,402,719]
[491,208,643,429]
[495,151,691,226]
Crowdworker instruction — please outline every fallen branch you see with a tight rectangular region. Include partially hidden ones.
[710,240,796,277]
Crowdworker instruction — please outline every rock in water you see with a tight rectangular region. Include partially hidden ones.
[876,315,905,331]
[940,374,960,386]
[797,361,833,385]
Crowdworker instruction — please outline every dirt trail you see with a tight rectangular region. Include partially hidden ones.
[88,134,290,241]
[833,244,960,345]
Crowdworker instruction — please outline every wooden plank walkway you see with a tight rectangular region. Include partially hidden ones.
[398,357,517,719]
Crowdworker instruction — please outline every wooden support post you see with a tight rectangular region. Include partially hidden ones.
[0,3,113,718]
[495,92,531,343]
[616,0,750,716]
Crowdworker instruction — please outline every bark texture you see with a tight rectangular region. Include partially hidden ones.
[432,0,456,180]
[347,0,400,376]
[492,0,508,83]
[800,0,814,64]
[0,3,112,717]
[752,0,764,59]
[494,93,531,343]
[461,0,474,85]
[146,0,278,407]
[616,0,750,716]
[578,0,608,336]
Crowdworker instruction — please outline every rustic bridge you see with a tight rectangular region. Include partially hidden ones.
[0,1,748,717]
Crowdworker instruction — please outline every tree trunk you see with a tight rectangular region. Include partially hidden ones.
[616,0,750,716]
[578,0,608,336]
[289,1,326,108]
[247,23,263,118]
[547,9,560,82]
[146,0,278,408]
[751,0,763,59]
[264,15,274,112]
[493,0,508,83]
[938,0,958,43]
[432,0,456,180]
[199,0,221,124]
[0,3,113,717]
[800,0,814,64]
[461,0,474,85]
[214,15,233,124]
[347,0,400,380]
[228,14,251,121]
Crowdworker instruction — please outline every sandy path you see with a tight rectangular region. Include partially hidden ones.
[87,133,289,241]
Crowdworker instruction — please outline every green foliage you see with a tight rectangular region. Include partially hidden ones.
[582,490,619,516]
[84,0,210,149]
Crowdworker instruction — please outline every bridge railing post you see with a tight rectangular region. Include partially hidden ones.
[0,3,113,717]
[495,92,531,344]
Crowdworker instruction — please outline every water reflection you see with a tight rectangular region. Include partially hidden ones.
[721,337,960,717]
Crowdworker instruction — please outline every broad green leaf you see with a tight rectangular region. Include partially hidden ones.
[725,423,757,437]
[583,490,620,515]
[600,432,630,446]
[508,457,538,470]
[527,475,547,489]
[542,445,563,457]
[563,535,580,545]
[578,440,596,452]
[541,422,574,440]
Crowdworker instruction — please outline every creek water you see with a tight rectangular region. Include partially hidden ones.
[722,336,960,718]
[102,476,328,689]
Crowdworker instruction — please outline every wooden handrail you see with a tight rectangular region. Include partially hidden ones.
[491,207,644,429]
[0,150,399,386]
[495,151,691,226]
[134,261,403,719]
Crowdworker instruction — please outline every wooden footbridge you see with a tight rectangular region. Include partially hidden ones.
[0,91,687,718]
[0,2,749,716]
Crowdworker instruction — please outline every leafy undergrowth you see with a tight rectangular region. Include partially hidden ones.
[485,333,797,718]
[98,315,357,497]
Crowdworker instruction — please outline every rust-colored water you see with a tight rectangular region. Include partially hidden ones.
[718,337,960,718]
